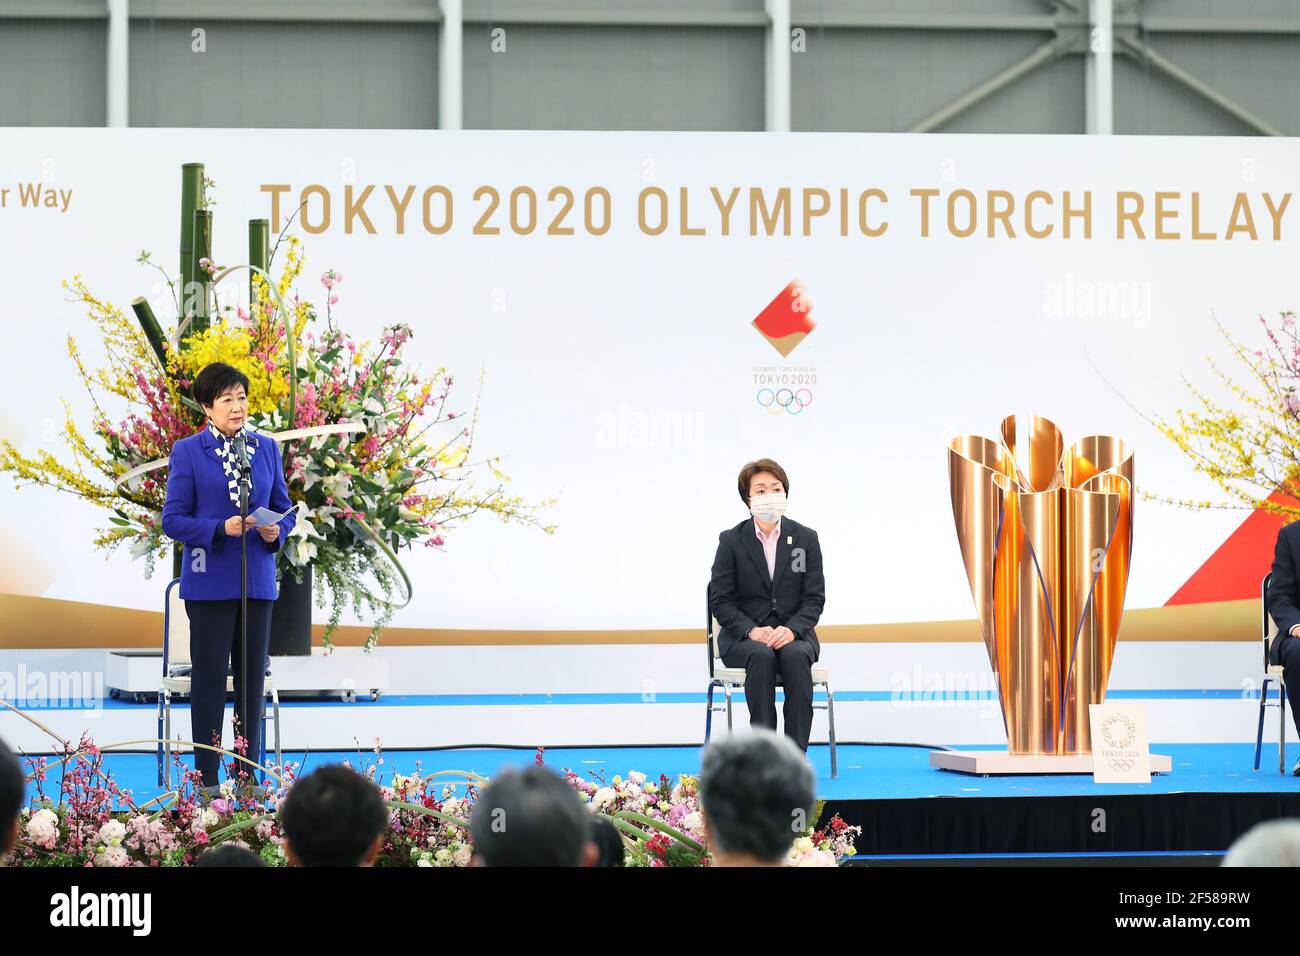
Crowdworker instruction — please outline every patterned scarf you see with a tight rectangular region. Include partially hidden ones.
[207,421,257,505]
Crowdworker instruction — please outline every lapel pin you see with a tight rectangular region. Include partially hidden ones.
[786,535,792,545]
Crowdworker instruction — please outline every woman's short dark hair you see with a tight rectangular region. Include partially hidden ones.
[192,362,250,410]
[737,458,789,505]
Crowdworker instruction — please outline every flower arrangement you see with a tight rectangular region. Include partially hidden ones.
[0,164,555,647]
[8,738,859,868]
[1148,311,1300,519]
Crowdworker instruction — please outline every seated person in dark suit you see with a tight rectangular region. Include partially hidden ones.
[708,458,825,752]
[1266,521,1300,774]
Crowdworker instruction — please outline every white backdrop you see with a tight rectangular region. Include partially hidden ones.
[1,129,1294,630]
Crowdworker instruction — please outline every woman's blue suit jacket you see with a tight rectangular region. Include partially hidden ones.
[161,428,297,601]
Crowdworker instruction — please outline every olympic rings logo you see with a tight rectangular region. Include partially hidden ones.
[757,387,813,415]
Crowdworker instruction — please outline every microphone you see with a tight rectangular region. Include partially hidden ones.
[231,432,251,483]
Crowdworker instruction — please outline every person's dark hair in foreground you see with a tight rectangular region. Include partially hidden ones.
[0,735,23,860]
[699,728,815,867]
[470,765,598,867]
[278,764,389,867]
[195,843,267,867]
[589,814,626,867]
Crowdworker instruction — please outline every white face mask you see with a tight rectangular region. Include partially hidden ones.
[749,492,787,522]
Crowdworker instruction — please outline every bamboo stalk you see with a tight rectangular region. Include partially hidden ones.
[190,208,213,336]
[248,218,269,306]
[178,164,204,350]
[130,296,169,371]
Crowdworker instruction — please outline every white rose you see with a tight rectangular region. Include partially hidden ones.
[682,812,703,832]
[452,845,472,867]
[95,845,130,868]
[26,808,60,848]
[591,787,617,812]
[793,836,814,854]
[628,771,646,785]
[97,820,127,846]
[30,807,57,827]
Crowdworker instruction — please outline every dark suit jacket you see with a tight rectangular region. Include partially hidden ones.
[1267,522,1300,664]
[708,516,824,660]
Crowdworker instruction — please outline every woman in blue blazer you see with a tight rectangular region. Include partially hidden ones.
[161,362,296,795]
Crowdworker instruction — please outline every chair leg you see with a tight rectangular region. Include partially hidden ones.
[1281,683,1289,776]
[824,682,838,780]
[704,683,715,744]
[724,683,734,733]
[1248,676,1268,775]
[272,688,282,778]
[162,690,172,792]
[156,690,165,787]
[259,705,268,779]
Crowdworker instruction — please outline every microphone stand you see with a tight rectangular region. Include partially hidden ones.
[233,434,252,790]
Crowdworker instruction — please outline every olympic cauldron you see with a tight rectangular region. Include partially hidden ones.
[948,415,1133,755]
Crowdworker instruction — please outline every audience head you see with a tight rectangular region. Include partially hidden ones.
[0,736,22,859]
[470,765,598,867]
[700,729,815,866]
[195,842,267,867]
[589,814,626,867]
[278,764,389,867]
[1223,819,1300,866]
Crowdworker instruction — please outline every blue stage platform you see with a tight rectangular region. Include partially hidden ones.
[27,741,1300,804]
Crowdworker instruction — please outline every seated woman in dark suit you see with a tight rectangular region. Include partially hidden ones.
[708,458,825,752]
[161,362,295,795]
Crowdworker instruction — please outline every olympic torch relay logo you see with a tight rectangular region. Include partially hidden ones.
[752,281,815,357]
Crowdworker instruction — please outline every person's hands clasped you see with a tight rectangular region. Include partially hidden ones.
[748,625,795,649]
[768,626,796,650]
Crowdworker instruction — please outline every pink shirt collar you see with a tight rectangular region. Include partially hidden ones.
[754,518,781,579]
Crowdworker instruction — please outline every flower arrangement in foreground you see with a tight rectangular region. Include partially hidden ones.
[9,736,859,868]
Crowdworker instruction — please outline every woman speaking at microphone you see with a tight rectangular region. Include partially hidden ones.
[161,362,296,796]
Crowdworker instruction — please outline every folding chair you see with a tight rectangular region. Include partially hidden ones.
[1255,571,1289,774]
[156,578,282,789]
[704,587,837,777]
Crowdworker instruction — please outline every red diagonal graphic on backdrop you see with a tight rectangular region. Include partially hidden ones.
[1165,490,1300,605]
